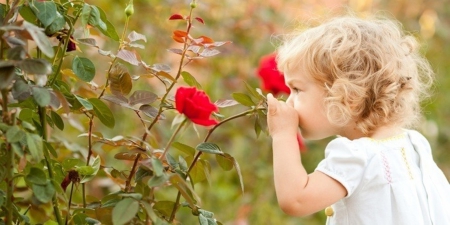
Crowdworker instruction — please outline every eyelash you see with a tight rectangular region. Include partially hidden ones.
[292,87,300,93]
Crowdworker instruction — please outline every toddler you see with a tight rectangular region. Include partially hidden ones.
[267,15,450,224]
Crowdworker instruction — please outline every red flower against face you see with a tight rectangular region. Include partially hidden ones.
[175,87,219,126]
[256,53,290,95]
[297,133,307,152]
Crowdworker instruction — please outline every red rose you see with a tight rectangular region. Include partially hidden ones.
[256,53,290,95]
[297,133,307,152]
[175,87,219,126]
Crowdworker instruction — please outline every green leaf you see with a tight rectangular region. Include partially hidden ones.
[45,11,65,35]
[196,142,222,154]
[79,156,101,183]
[118,193,142,200]
[170,174,198,209]
[148,173,168,187]
[26,167,47,185]
[0,61,15,90]
[232,92,255,107]
[75,95,94,110]
[31,86,51,107]
[139,105,161,119]
[18,108,38,124]
[72,56,96,82]
[151,157,164,177]
[76,166,95,176]
[6,126,25,143]
[166,154,178,169]
[233,157,245,193]
[181,71,202,89]
[1,3,7,21]
[44,141,58,158]
[7,46,26,60]
[173,142,196,156]
[254,117,262,138]
[26,133,43,161]
[88,98,115,128]
[96,6,119,41]
[43,220,59,225]
[50,111,64,130]
[189,160,209,184]
[216,153,234,171]
[30,1,57,28]
[22,21,54,58]
[199,213,217,225]
[244,81,263,100]
[18,59,52,75]
[62,158,84,170]
[0,190,5,207]
[109,64,132,96]
[19,5,38,25]
[81,4,105,31]
[116,49,139,65]
[153,201,175,218]
[112,198,139,225]
[32,181,55,203]
[129,90,158,106]
[12,78,31,101]
[0,122,9,132]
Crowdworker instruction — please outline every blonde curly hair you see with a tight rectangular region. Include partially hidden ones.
[276,16,434,135]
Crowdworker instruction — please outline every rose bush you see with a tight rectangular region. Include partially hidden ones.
[0,1,268,224]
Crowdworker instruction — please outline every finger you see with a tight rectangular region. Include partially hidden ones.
[267,93,278,116]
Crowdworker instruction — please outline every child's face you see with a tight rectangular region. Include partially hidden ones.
[284,67,339,140]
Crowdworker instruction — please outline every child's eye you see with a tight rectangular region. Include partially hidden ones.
[292,88,300,93]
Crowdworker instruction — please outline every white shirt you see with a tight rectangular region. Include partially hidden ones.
[315,129,450,225]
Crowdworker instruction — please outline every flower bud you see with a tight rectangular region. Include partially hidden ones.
[190,1,197,8]
[125,0,134,17]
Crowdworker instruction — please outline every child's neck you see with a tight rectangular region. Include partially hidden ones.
[340,124,403,141]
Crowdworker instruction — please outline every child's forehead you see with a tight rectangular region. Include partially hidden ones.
[284,66,314,84]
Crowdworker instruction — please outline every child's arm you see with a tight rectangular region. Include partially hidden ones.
[267,94,347,216]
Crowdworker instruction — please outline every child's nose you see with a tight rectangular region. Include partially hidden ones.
[286,95,294,106]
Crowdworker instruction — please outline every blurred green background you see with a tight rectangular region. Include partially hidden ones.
[62,0,450,224]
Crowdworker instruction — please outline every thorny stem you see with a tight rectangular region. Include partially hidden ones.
[82,115,94,210]
[39,106,63,224]
[65,182,75,225]
[168,107,265,222]
[142,5,195,138]
[2,89,13,225]
[159,119,187,160]
[98,58,117,99]
[128,3,196,194]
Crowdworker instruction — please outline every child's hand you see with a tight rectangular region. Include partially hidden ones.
[267,93,299,137]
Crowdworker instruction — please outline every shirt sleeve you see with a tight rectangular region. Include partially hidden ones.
[315,137,367,197]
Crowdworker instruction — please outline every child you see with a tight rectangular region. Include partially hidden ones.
[266,15,450,224]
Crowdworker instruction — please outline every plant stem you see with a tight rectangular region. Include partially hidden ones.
[168,108,262,222]
[65,182,75,225]
[159,119,187,160]
[4,142,13,225]
[142,6,195,141]
[2,89,13,225]
[86,116,94,165]
[125,119,187,192]
[82,115,94,210]
[39,106,64,224]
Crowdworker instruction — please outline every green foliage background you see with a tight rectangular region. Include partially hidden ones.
[62,0,450,224]
[2,0,450,224]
